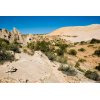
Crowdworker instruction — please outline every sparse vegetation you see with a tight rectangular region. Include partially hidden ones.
[94,49,100,57]
[58,64,77,76]
[85,70,99,81]
[74,42,79,45]
[74,61,85,72]
[0,25,100,83]
[9,43,20,53]
[78,58,86,63]
[27,42,35,50]
[34,40,50,52]
[80,41,87,45]
[90,38,100,44]
[23,48,28,53]
[87,44,94,47]
[68,49,77,56]
[55,56,67,64]
[0,38,20,64]
[75,62,80,68]
[58,64,69,71]
[27,40,68,64]
[0,51,14,64]
[0,38,9,51]
[78,48,85,52]
[56,49,64,56]
[95,63,100,71]
[45,52,56,61]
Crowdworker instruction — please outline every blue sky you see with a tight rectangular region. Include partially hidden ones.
[0,16,100,34]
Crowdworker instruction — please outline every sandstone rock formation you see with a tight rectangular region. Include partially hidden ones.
[0,27,24,44]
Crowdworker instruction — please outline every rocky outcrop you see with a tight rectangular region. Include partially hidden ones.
[0,28,37,45]
[0,24,100,44]
[0,28,24,44]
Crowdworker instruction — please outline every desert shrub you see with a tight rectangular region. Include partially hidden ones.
[80,41,86,45]
[35,41,50,53]
[46,52,56,61]
[85,70,99,81]
[23,48,28,53]
[9,43,20,53]
[56,49,64,56]
[0,38,9,51]
[58,64,69,71]
[27,42,35,50]
[94,49,100,57]
[0,38,16,64]
[68,49,77,56]
[74,42,79,45]
[74,61,85,72]
[55,43,67,56]
[58,64,77,76]
[55,41,68,49]
[90,38,100,44]
[78,58,86,63]
[87,44,94,47]
[46,51,67,63]
[58,43,68,50]
[95,63,100,71]
[0,51,14,64]
[65,67,77,76]
[75,62,80,67]
[56,56,67,64]
[78,48,85,52]
[0,38,9,44]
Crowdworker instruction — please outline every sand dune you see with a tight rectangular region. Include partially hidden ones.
[49,24,100,42]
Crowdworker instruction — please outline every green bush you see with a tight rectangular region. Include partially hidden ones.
[46,52,56,61]
[85,70,99,81]
[0,51,14,64]
[0,38,17,64]
[75,62,80,68]
[9,43,20,53]
[58,64,77,76]
[35,41,50,52]
[80,41,86,45]
[74,61,85,72]
[0,38,9,51]
[58,43,68,50]
[58,64,69,71]
[74,42,79,45]
[78,48,85,52]
[56,56,67,64]
[94,49,100,57]
[55,42,67,56]
[0,38,20,53]
[90,38,100,44]
[27,42,35,50]
[68,49,77,56]
[56,49,64,56]
[27,40,68,63]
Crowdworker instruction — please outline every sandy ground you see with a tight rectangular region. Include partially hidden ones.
[0,51,95,83]
[0,51,60,83]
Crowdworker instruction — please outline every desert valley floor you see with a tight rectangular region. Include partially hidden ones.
[0,24,100,83]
